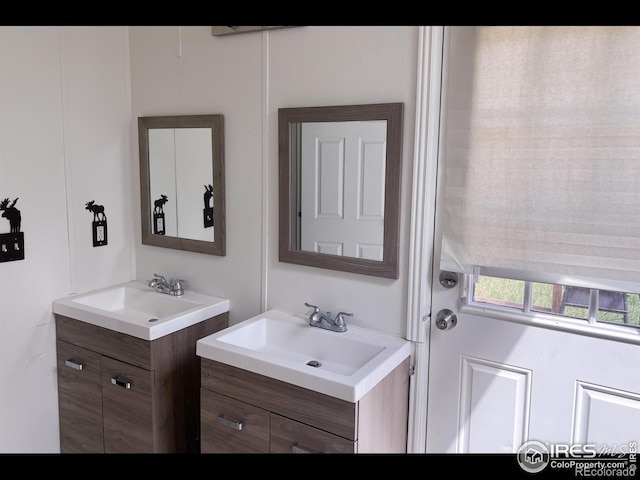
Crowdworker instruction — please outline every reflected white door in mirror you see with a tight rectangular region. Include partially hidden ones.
[279,103,403,278]
[300,120,387,261]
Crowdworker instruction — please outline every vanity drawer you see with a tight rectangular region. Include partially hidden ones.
[200,389,270,453]
[201,359,357,440]
[56,315,152,370]
[270,414,355,453]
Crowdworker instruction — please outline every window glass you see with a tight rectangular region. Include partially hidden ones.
[528,282,557,314]
[597,291,639,327]
[473,275,524,310]
[471,274,639,330]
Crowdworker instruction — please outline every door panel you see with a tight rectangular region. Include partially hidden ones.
[301,121,386,259]
[101,356,154,453]
[458,355,531,453]
[572,382,640,447]
[56,340,104,453]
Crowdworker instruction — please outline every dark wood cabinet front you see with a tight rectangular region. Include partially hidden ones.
[270,414,355,453]
[56,340,104,453]
[101,356,155,453]
[55,312,228,453]
[200,389,270,453]
[199,357,410,453]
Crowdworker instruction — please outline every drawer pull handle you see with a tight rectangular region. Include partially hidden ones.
[64,359,84,371]
[292,441,317,454]
[216,413,244,431]
[111,376,131,389]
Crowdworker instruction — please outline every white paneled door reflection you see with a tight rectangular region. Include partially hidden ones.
[300,121,386,260]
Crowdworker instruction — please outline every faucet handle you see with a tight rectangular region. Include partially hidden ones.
[172,279,185,295]
[153,273,166,282]
[334,312,353,326]
[304,302,320,313]
[304,302,322,326]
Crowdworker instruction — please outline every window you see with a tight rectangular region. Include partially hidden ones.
[471,273,639,329]
[438,27,640,336]
[439,27,640,288]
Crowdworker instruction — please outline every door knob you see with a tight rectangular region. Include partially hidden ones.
[435,309,457,330]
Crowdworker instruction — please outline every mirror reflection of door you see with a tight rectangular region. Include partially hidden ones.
[298,121,386,260]
[175,128,213,241]
[148,127,214,242]
[149,129,178,237]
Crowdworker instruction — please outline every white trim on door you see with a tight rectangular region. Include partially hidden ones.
[405,26,444,454]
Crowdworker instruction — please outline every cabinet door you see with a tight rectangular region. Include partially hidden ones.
[101,356,155,453]
[270,414,355,453]
[56,340,104,453]
[200,389,270,453]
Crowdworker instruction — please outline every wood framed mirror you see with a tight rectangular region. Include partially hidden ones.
[278,103,403,279]
[138,114,225,255]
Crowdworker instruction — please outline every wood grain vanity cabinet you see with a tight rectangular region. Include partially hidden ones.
[200,356,410,453]
[55,313,228,453]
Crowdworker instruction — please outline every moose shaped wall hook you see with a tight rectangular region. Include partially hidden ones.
[153,194,168,235]
[86,200,108,247]
[0,196,24,262]
[203,184,214,228]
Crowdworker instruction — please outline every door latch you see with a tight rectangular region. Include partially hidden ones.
[435,309,458,331]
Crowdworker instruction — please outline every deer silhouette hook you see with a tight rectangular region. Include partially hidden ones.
[0,197,21,233]
[85,200,106,222]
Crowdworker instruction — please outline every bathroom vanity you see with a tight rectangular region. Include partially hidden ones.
[200,357,409,453]
[196,310,412,453]
[53,281,230,453]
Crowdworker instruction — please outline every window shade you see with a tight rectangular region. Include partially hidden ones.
[439,26,640,286]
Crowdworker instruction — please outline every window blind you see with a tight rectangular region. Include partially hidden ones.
[439,26,640,287]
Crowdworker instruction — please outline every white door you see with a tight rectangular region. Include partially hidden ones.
[300,121,386,260]
[424,27,640,455]
[426,272,640,453]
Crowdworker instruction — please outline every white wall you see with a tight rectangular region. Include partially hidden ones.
[60,28,134,293]
[0,27,132,453]
[130,26,418,336]
[267,26,417,337]
[130,26,264,326]
[0,25,417,453]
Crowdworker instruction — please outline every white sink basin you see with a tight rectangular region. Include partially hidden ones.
[53,281,229,341]
[196,310,411,402]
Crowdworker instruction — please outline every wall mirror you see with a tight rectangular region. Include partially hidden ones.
[278,103,403,279]
[138,114,225,255]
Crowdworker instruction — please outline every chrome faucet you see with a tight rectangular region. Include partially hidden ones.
[148,274,184,296]
[304,302,352,333]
